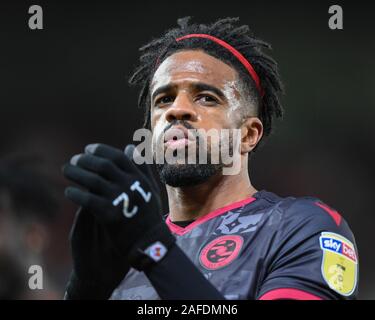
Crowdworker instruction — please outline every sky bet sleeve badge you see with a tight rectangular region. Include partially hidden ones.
[319,232,358,296]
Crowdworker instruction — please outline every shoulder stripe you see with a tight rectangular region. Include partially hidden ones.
[315,201,342,226]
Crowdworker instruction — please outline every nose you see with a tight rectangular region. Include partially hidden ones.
[164,93,198,123]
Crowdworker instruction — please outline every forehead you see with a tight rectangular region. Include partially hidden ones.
[151,50,238,90]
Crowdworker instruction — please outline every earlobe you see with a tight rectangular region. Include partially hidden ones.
[240,117,263,154]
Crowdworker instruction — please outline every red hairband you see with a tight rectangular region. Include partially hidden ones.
[176,34,264,97]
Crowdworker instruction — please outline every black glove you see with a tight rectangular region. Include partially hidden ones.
[63,143,175,279]
[64,206,130,300]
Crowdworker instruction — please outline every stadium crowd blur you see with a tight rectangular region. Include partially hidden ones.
[1,1,374,299]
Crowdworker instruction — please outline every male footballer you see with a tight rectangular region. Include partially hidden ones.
[62,17,359,300]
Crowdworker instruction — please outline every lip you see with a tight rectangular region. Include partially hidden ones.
[164,137,190,148]
[164,125,193,148]
[164,125,195,143]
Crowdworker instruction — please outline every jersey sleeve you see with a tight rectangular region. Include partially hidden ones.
[144,243,226,300]
[256,198,359,300]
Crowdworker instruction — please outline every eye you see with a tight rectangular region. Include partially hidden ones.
[196,94,219,106]
[155,96,174,106]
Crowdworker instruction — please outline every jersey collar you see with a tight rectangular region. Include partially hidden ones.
[165,196,257,236]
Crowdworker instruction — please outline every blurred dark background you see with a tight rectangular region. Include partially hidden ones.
[0,0,374,299]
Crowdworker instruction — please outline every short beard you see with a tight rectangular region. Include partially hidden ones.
[156,162,223,187]
[153,119,234,187]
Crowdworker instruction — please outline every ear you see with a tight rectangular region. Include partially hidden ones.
[240,117,263,154]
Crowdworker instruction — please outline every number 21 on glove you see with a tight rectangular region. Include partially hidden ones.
[112,181,152,218]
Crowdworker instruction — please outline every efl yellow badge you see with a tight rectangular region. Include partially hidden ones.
[319,232,358,296]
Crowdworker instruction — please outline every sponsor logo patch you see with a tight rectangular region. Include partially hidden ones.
[319,232,358,296]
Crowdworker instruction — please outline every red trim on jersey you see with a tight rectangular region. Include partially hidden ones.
[166,196,257,236]
[315,201,342,226]
[258,288,323,300]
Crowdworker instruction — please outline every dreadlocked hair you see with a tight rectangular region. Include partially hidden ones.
[129,16,284,143]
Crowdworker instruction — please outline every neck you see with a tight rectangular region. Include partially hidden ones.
[166,165,257,222]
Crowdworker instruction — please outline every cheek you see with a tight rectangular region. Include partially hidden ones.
[196,113,234,152]
[202,109,236,132]
[151,116,165,152]
[150,107,163,132]
[226,106,243,127]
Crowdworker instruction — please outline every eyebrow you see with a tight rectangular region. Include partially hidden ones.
[151,84,174,101]
[194,83,226,100]
[151,82,226,101]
